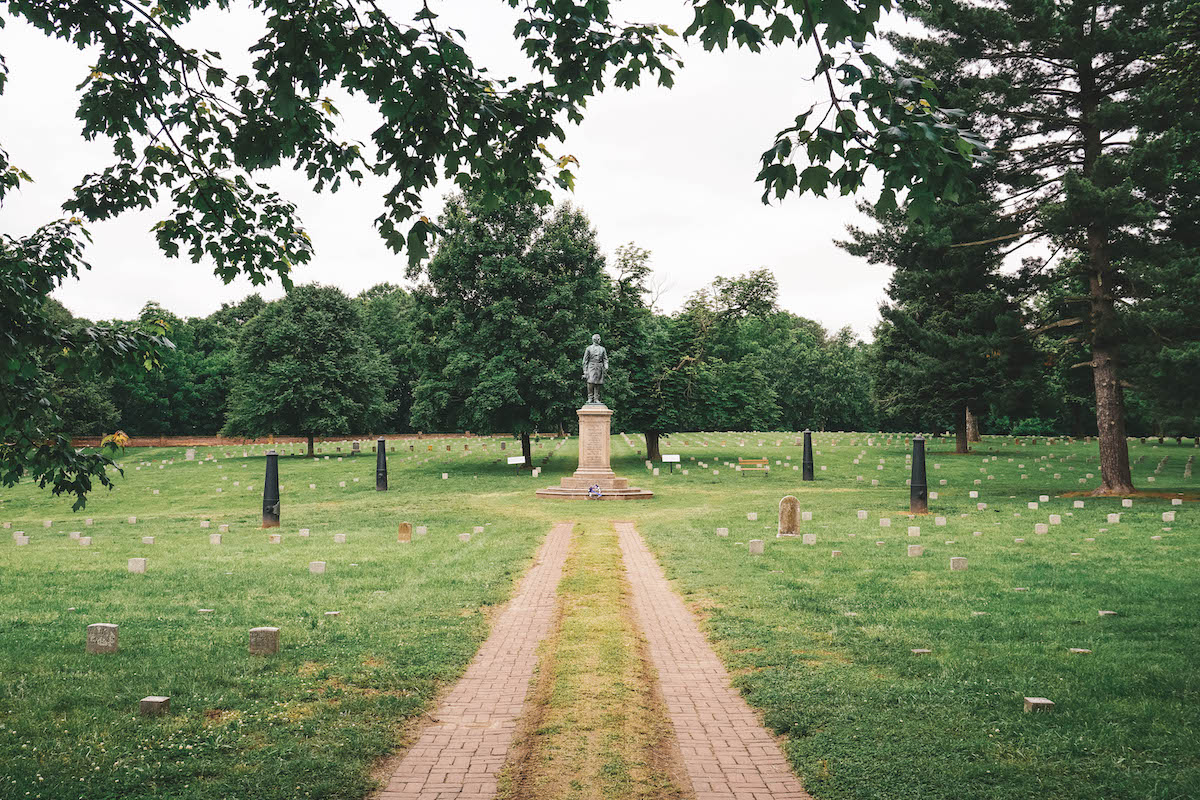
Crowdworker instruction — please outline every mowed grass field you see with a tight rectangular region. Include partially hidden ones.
[1,432,1198,800]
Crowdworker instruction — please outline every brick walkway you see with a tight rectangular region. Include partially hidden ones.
[616,521,813,800]
[377,522,573,800]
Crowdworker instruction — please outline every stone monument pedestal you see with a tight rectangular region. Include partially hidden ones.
[536,404,653,500]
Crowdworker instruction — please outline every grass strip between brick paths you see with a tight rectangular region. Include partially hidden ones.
[499,522,688,800]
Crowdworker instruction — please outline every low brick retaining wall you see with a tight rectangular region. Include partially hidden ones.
[70,432,503,448]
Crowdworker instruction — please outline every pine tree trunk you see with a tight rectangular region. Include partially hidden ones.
[966,407,981,442]
[1079,56,1135,495]
[645,431,661,462]
[955,404,969,454]
[1091,343,1135,494]
[307,435,314,458]
[521,431,532,469]
[1086,229,1134,494]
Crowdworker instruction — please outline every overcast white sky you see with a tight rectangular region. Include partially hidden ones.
[0,0,898,339]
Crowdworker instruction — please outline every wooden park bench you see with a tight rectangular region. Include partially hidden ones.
[738,457,769,476]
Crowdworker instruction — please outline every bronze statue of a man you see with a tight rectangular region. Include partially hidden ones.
[582,334,608,404]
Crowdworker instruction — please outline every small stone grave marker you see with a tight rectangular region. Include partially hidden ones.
[140,696,170,716]
[249,627,280,655]
[777,496,799,536]
[87,623,118,654]
[1024,697,1054,713]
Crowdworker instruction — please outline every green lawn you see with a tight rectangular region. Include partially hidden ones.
[0,437,574,800]
[1,433,1197,799]
[627,433,1200,800]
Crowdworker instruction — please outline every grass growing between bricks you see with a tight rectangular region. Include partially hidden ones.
[499,523,686,800]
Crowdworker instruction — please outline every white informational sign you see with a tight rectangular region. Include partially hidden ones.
[507,456,526,465]
[662,454,681,463]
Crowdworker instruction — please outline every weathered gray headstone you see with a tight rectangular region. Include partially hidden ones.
[1024,697,1054,712]
[128,558,147,574]
[87,623,119,654]
[777,496,800,536]
[748,539,764,555]
[249,626,279,655]
[140,696,170,716]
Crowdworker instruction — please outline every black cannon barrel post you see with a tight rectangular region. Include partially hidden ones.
[376,437,388,491]
[910,435,928,514]
[262,450,281,528]
[802,429,815,481]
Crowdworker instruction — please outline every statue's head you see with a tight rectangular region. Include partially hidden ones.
[592,334,601,344]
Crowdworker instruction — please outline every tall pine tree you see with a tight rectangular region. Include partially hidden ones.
[841,192,1025,453]
[893,0,1191,491]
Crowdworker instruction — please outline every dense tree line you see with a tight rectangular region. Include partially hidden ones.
[46,195,1194,450]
